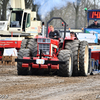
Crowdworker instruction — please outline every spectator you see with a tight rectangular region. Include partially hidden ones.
[87,19,100,28]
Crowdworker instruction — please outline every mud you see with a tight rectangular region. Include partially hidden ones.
[0,65,100,100]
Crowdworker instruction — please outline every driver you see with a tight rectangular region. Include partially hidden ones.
[49,25,60,39]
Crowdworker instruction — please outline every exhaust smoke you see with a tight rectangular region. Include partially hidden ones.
[34,0,75,19]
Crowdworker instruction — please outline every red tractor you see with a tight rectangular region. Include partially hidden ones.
[16,17,89,77]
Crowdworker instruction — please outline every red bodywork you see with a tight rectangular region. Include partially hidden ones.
[22,36,74,70]
[0,40,21,48]
[22,57,59,69]
[0,40,21,60]
[0,50,3,60]
[91,52,100,64]
[62,36,75,49]
[89,46,100,64]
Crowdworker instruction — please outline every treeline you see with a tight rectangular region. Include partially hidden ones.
[0,0,99,28]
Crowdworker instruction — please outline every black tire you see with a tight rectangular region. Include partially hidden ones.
[65,40,80,76]
[20,39,28,49]
[58,50,73,77]
[79,41,89,76]
[98,64,100,70]
[27,39,37,57]
[17,49,30,75]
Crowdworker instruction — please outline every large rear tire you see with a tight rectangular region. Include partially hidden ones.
[17,49,30,75]
[20,39,28,49]
[79,41,89,76]
[58,50,73,77]
[65,40,80,76]
[27,39,37,57]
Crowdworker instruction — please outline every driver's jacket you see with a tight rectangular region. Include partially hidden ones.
[49,30,61,39]
[87,23,100,28]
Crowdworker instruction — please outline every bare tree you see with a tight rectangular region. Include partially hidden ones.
[25,0,33,9]
[79,0,100,27]
[73,0,81,29]
[0,0,9,20]
[25,0,41,20]
[93,0,96,9]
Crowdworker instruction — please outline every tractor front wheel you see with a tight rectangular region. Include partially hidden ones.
[58,50,73,77]
[17,49,30,75]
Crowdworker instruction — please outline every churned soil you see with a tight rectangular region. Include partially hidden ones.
[0,65,100,100]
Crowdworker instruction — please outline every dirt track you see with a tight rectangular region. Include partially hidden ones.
[0,65,100,100]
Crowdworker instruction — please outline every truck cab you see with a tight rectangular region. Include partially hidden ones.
[8,0,41,37]
[0,0,41,60]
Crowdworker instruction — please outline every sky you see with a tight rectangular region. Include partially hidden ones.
[34,0,75,19]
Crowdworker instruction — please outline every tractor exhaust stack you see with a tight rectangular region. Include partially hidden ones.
[42,22,45,37]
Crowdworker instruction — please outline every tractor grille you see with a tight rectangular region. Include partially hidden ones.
[38,38,50,43]
[39,44,50,55]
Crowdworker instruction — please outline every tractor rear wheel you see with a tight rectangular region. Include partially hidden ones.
[58,50,73,77]
[20,39,28,49]
[79,41,89,76]
[27,39,37,57]
[17,49,30,75]
[65,40,80,76]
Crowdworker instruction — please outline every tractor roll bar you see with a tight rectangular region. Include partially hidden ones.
[46,17,67,38]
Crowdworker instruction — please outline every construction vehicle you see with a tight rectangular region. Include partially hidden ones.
[0,0,41,60]
[15,17,90,77]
